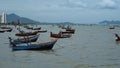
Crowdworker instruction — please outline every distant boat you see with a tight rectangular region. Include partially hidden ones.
[15,31,39,36]
[61,31,74,34]
[32,27,41,30]
[50,32,71,38]
[5,28,13,32]
[0,28,13,33]
[66,29,75,33]
[0,27,12,29]
[10,38,58,51]
[9,34,39,44]
[23,25,32,29]
[0,30,5,33]
[109,26,115,29]
[24,26,41,30]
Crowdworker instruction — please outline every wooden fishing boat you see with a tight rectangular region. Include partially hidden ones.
[109,26,115,29]
[25,26,41,30]
[9,34,39,44]
[5,28,13,32]
[61,31,74,34]
[15,31,39,36]
[0,28,12,33]
[26,27,33,30]
[32,27,41,30]
[23,25,33,29]
[115,34,120,41]
[0,30,5,33]
[50,32,71,38]
[10,38,58,51]
[66,29,75,33]
[0,27,12,29]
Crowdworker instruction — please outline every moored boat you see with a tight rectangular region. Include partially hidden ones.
[0,30,5,33]
[66,29,75,33]
[5,28,13,32]
[61,31,74,34]
[0,28,13,33]
[9,34,40,44]
[32,27,41,30]
[15,31,39,36]
[10,38,58,51]
[109,26,115,29]
[50,32,71,38]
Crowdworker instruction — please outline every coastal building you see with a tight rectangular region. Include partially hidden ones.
[1,12,7,24]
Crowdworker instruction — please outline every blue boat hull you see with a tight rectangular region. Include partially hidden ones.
[11,39,58,51]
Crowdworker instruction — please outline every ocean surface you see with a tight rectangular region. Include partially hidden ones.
[0,25,120,68]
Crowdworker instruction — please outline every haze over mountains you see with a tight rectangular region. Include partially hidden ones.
[99,20,120,25]
[0,13,120,25]
[0,13,74,25]
[0,13,40,24]
[0,13,76,25]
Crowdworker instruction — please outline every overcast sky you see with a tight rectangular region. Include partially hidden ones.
[0,0,120,23]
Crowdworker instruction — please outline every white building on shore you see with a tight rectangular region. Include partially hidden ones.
[1,12,7,24]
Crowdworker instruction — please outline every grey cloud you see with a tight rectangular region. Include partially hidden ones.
[60,0,87,8]
[98,0,119,9]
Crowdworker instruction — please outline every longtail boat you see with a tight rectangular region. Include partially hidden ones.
[32,27,41,30]
[0,27,12,29]
[10,38,58,51]
[66,29,75,33]
[0,30,5,33]
[25,26,41,30]
[5,29,13,32]
[109,26,115,29]
[61,31,74,34]
[50,32,71,38]
[0,29,13,33]
[23,25,33,29]
[9,34,39,44]
[15,31,39,36]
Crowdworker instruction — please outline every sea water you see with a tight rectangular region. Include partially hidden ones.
[0,25,120,68]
